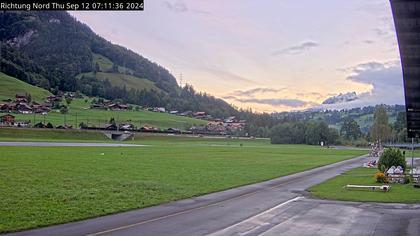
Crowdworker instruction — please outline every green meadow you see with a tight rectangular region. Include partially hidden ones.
[0,135,366,233]
[10,98,207,130]
[0,72,206,130]
[0,72,52,102]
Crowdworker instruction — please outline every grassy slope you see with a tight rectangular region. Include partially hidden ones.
[309,168,420,203]
[79,72,161,92]
[81,53,160,92]
[93,53,133,74]
[93,53,113,71]
[0,139,366,233]
[10,98,207,130]
[0,72,52,102]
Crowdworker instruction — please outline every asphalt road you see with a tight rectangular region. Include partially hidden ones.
[6,154,420,236]
[0,142,144,147]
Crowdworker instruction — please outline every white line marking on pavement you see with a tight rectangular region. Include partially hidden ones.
[207,196,303,236]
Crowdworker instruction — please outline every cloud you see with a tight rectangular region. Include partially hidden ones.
[347,61,402,88]
[223,87,314,108]
[374,28,389,37]
[163,1,211,15]
[229,87,285,97]
[223,96,313,108]
[272,41,319,56]
[163,1,188,13]
[363,40,375,44]
[204,68,254,83]
[318,61,404,110]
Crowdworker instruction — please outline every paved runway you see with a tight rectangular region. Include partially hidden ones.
[6,155,420,236]
[0,142,144,147]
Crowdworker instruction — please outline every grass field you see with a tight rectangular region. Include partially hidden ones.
[10,98,207,130]
[92,53,133,75]
[93,53,114,71]
[78,72,161,92]
[0,72,52,102]
[0,72,199,130]
[0,137,366,233]
[0,128,108,142]
[309,168,420,203]
[79,53,160,92]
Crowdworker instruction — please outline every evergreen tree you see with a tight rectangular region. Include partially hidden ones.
[370,106,392,142]
[340,118,362,140]
[393,112,406,133]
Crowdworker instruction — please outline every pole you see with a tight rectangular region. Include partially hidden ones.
[75,113,78,129]
[412,137,415,171]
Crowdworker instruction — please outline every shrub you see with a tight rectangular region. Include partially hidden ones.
[404,175,411,185]
[378,148,406,172]
[79,122,88,129]
[375,172,388,183]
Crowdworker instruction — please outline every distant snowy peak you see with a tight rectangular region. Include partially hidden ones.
[322,92,358,105]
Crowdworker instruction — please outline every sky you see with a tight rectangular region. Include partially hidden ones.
[70,0,405,113]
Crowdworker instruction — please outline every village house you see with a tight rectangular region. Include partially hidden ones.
[180,111,193,116]
[139,126,160,132]
[32,104,51,114]
[108,103,129,110]
[56,125,73,129]
[105,123,118,130]
[153,107,166,113]
[15,94,28,101]
[0,103,10,112]
[46,95,62,102]
[90,103,105,109]
[15,97,28,103]
[14,120,31,128]
[189,125,207,134]
[224,116,237,123]
[17,103,32,114]
[170,110,179,115]
[0,114,15,125]
[166,127,181,133]
[193,112,206,119]
[206,122,228,133]
[119,123,135,131]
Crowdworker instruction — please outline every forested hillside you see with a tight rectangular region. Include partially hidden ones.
[0,11,236,118]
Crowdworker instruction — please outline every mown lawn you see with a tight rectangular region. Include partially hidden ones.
[309,168,420,204]
[0,127,108,142]
[0,139,365,233]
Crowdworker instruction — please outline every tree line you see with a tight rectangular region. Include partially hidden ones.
[266,106,409,146]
